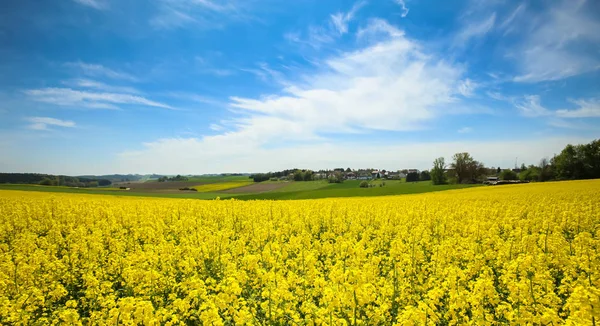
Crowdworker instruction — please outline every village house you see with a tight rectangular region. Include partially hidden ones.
[345,172,357,180]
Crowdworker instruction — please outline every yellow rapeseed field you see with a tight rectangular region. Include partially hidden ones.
[1,180,599,325]
[193,182,253,192]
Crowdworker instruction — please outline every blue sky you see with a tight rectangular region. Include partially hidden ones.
[1,0,599,174]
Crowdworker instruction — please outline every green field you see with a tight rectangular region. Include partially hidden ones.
[236,180,480,200]
[0,179,481,200]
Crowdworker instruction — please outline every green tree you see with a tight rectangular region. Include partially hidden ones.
[406,172,419,182]
[328,171,344,184]
[539,157,554,181]
[451,152,485,184]
[520,166,540,181]
[303,170,313,181]
[419,170,431,181]
[293,170,304,181]
[499,169,518,181]
[431,157,447,185]
[39,178,54,186]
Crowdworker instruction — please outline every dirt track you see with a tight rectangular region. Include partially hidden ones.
[220,183,288,194]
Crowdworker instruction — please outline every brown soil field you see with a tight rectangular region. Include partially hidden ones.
[220,182,288,194]
[113,181,204,192]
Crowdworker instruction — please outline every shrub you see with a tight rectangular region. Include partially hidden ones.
[406,172,419,182]
[39,178,54,186]
[359,181,369,188]
[500,170,518,181]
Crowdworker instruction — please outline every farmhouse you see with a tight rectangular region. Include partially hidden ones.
[484,176,499,185]
[387,172,401,180]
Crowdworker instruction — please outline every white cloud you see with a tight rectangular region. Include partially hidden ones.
[65,62,138,82]
[64,79,141,94]
[25,88,173,110]
[454,13,496,46]
[330,1,366,35]
[26,117,76,131]
[357,18,404,39]
[514,95,550,117]
[209,124,224,131]
[231,29,464,134]
[514,95,600,122]
[394,0,410,18]
[72,0,107,10]
[117,20,503,173]
[150,7,198,29]
[458,79,477,97]
[498,3,525,33]
[286,25,337,49]
[150,0,249,30]
[486,91,511,101]
[556,98,600,118]
[458,127,473,134]
[512,0,600,82]
[116,137,592,174]
[289,2,366,49]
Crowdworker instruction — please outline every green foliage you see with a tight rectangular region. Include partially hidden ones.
[499,170,518,181]
[519,166,541,181]
[431,157,447,185]
[552,140,600,180]
[359,181,369,188]
[406,172,419,182]
[1,173,110,187]
[39,178,55,186]
[419,170,431,181]
[328,171,344,184]
[450,152,485,184]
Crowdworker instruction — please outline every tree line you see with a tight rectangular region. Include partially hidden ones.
[157,175,189,182]
[0,173,111,187]
[430,139,600,185]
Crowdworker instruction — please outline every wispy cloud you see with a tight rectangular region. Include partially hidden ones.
[240,63,285,84]
[454,13,496,46]
[150,0,251,30]
[288,2,367,49]
[330,1,366,35]
[556,98,600,118]
[209,123,224,131]
[458,79,477,97]
[515,95,600,120]
[285,25,337,49]
[230,20,469,139]
[25,88,173,110]
[498,3,525,33]
[117,18,487,173]
[357,18,404,39]
[72,0,107,10]
[458,127,473,134]
[64,79,141,94]
[394,0,410,18]
[514,95,550,117]
[26,117,76,131]
[512,0,600,82]
[65,62,138,82]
